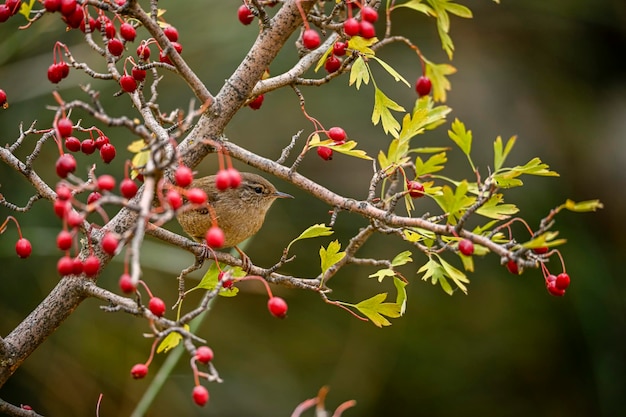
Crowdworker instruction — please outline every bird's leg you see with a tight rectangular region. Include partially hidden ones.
[234,245,252,273]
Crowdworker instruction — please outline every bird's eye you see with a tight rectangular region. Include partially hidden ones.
[253,186,264,194]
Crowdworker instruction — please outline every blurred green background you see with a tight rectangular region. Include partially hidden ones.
[1,1,624,416]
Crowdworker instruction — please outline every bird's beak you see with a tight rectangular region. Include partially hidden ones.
[274,191,294,199]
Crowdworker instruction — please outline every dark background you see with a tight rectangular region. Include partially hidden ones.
[1,1,624,416]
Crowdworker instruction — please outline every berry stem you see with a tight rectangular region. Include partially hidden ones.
[235,275,274,298]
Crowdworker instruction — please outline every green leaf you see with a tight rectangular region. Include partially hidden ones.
[410,146,451,154]
[378,138,410,169]
[392,0,434,15]
[397,97,452,143]
[372,87,405,137]
[354,293,401,327]
[369,268,396,282]
[509,157,559,177]
[320,240,346,274]
[349,56,370,90]
[194,262,243,297]
[418,257,453,295]
[561,199,604,212]
[286,223,334,252]
[522,232,566,249]
[315,43,335,73]
[448,118,472,156]
[459,251,474,272]
[425,61,456,103]
[330,140,373,160]
[391,250,413,267]
[475,194,519,220]
[393,277,408,315]
[415,152,447,176]
[157,325,190,354]
[426,0,473,59]
[347,36,378,56]
[492,173,524,189]
[493,135,517,171]
[432,181,476,225]
[436,254,469,294]
[370,56,411,87]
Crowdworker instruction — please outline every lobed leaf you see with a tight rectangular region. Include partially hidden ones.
[349,56,370,90]
[372,87,405,137]
[286,223,334,252]
[320,240,346,274]
[562,199,604,212]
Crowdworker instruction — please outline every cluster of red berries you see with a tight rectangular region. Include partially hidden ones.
[545,272,570,297]
[55,118,116,177]
[317,126,347,161]
[343,5,379,39]
[0,0,21,23]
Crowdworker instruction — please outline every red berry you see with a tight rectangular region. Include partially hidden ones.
[62,4,83,29]
[317,146,333,161]
[130,363,148,379]
[226,168,241,188]
[6,0,20,15]
[136,43,151,60]
[343,18,360,37]
[107,38,124,56]
[406,180,424,198]
[148,297,166,317]
[55,154,77,178]
[97,174,116,191]
[0,89,7,107]
[66,210,84,228]
[415,75,432,97]
[205,226,225,248]
[175,165,194,187]
[458,239,474,256]
[120,75,137,93]
[15,238,32,258]
[80,16,97,33]
[44,0,62,12]
[131,67,146,82]
[104,21,116,39]
[187,188,207,205]
[361,6,379,23]
[101,233,118,255]
[83,255,100,276]
[215,169,230,190]
[171,41,183,54]
[94,135,109,149]
[195,346,214,364]
[333,41,347,56]
[58,61,70,78]
[159,51,172,65]
[55,184,72,200]
[119,273,135,293]
[324,55,341,73]
[166,189,183,210]
[47,63,64,83]
[87,191,102,205]
[120,22,136,41]
[268,296,288,318]
[71,257,83,274]
[57,117,73,138]
[248,94,264,110]
[56,230,73,250]
[57,255,74,276]
[546,280,565,297]
[60,0,76,16]
[64,136,81,152]
[555,273,570,290]
[327,126,346,142]
[163,25,178,42]
[53,199,71,218]
[120,178,138,199]
[533,246,549,255]
[100,143,116,163]
[302,29,320,50]
[192,385,209,407]
[81,139,96,154]
[506,259,519,275]
[237,4,254,25]
[0,5,10,22]
[359,20,376,39]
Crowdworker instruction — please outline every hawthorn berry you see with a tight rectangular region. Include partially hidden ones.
[104,21,116,39]
[47,63,64,83]
[159,51,172,65]
[120,178,138,199]
[120,22,136,42]
[100,143,116,163]
[192,385,209,407]
[83,255,100,276]
[81,139,96,154]
[120,75,137,93]
[406,180,425,198]
[215,169,231,190]
[248,94,264,110]
[361,6,379,23]
[148,297,166,317]
[56,230,73,250]
[6,0,21,15]
[163,25,178,42]
[136,43,151,60]
[302,29,320,50]
[64,136,81,152]
[206,226,225,249]
[101,233,119,255]
[62,5,83,29]
[53,198,71,218]
[333,41,347,56]
[415,75,432,97]
[130,363,148,379]
[359,21,376,39]
[268,296,288,318]
[187,188,207,205]
[56,117,73,138]
[324,55,341,73]
[343,18,360,37]
[506,259,519,275]
[55,184,72,200]
[57,255,74,276]
[87,191,102,205]
[119,273,135,293]
[66,210,84,228]
[226,167,242,188]
[533,246,549,255]
[94,135,109,149]
[44,0,62,12]
[58,61,70,78]
[15,238,32,259]
[60,0,76,16]
[555,273,570,290]
[131,67,146,82]
[97,174,116,191]
[55,154,77,178]
[195,346,214,364]
[458,238,474,256]
[107,38,124,56]
[71,257,83,274]
[317,146,333,161]
[237,4,254,25]
[0,89,7,107]
[175,165,194,187]
[0,5,10,22]
[166,189,183,210]
[327,126,347,142]
[546,280,565,297]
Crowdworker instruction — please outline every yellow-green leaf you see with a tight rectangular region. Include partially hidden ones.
[372,87,405,137]
[436,254,469,294]
[287,223,334,252]
[475,194,519,220]
[393,277,408,315]
[19,0,35,18]
[391,250,413,267]
[320,240,346,274]
[522,232,566,249]
[349,56,370,90]
[392,0,434,15]
[415,152,447,176]
[369,268,396,282]
[347,36,377,56]
[370,56,411,87]
[354,293,401,327]
[493,135,517,171]
[562,199,604,213]
[315,43,336,72]
[157,325,189,353]
[448,118,472,156]
[425,61,456,102]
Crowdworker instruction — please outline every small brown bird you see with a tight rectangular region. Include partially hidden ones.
[176,172,293,248]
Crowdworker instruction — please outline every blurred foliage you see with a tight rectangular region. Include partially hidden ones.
[1,0,625,416]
